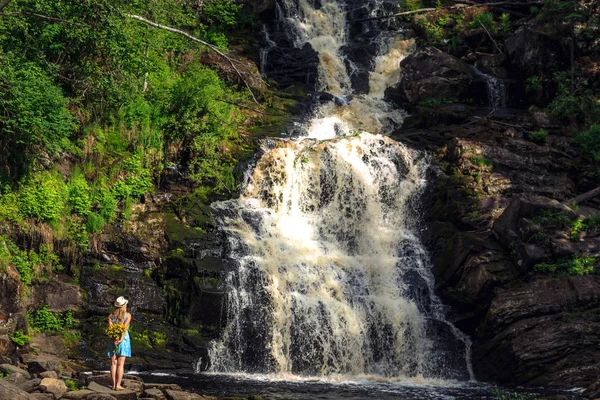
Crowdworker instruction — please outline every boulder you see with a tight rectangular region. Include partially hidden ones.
[39,378,67,399]
[164,390,204,400]
[0,269,22,317]
[0,379,35,400]
[21,354,61,375]
[505,22,568,78]
[86,395,118,400]
[25,281,82,312]
[142,388,167,400]
[30,335,68,359]
[39,371,58,380]
[389,46,476,109]
[16,378,41,393]
[29,395,53,400]
[62,390,96,399]
[264,43,320,90]
[143,383,182,391]
[87,382,137,400]
[0,364,31,379]
[492,196,577,249]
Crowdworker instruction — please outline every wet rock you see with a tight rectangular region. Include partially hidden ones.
[0,269,22,317]
[21,354,61,375]
[390,46,477,110]
[198,51,266,94]
[25,281,82,313]
[475,53,507,79]
[39,377,67,399]
[264,43,320,90]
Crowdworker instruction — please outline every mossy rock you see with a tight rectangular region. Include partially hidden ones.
[164,213,207,245]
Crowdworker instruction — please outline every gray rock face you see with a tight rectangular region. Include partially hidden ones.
[0,379,35,400]
[0,364,31,379]
[25,281,82,313]
[62,389,96,399]
[164,390,205,400]
[21,354,61,375]
[87,381,137,400]
[391,46,476,109]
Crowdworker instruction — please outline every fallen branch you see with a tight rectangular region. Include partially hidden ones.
[126,14,260,105]
[0,0,11,11]
[565,186,600,206]
[479,21,503,54]
[350,8,435,22]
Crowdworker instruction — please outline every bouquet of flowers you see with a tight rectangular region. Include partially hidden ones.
[106,323,126,355]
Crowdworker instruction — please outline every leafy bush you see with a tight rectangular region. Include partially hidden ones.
[28,304,64,332]
[529,129,549,143]
[9,330,31,347]
[68,174,92,216]
[525,76,542,93]
[0,57,76,180]
[202,0,243,30]
[470,12,496,33]
[534,255,598,275]
[573,125,600,162]
[500,13,511,33]
[18,173,65,222]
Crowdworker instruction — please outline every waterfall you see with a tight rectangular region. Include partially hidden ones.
[471,66,508,110]
[206,0,472,380]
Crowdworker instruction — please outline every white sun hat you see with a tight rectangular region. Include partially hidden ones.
[114,296,129,308]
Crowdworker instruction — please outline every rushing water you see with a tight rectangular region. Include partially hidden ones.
[206,0,472,381]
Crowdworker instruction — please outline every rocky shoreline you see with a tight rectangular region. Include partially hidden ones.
[1,358,218,400]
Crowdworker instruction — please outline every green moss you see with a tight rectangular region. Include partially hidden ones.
[164,214,207,244]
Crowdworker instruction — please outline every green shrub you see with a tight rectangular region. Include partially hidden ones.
[202,0,243,30]
[471,156,493,167]
[68,174,92,216]
[525,76,542,93]
[534,255,598,275]
[86,213,106,233]
[529,129,549,143]
[64,379,78,391]
[0,57,76,180]
[500,13,511,33]
[18,173,65,222]
[470,12,496,33]
[573,125,600,162]
[28,304,64,332]
[9,330,31,347]
[96,187,118,223]
[532,210,573,227]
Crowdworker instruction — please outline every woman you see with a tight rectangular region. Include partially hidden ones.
[107,296,132,391]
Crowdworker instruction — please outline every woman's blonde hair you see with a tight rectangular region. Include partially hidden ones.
[113,305,127,322]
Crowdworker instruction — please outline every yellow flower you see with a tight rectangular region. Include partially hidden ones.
[106,323,126,341]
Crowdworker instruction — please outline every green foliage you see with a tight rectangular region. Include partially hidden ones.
[525,76,542,93]
[573,125,600,162]
[202,0,244,31]
[0,57,76,181]
[469,12,496,33]
[18,173,65,222]
[64,379,78,391]
[532,210,573,227]
[0,236,62,285]
[529,129,548,143]
[28,304,64,332]
[549,81,598,123]
[534,255,598,275]
[537,0,584,36]
[500,13,511,34]
[9,330,31,347]
[68,173,92,216]
[471,156,492,167]
[569,213,600,241]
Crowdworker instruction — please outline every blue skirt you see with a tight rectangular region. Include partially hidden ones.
[107,331,131,357]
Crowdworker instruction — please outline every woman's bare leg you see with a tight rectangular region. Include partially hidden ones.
[115,356,126,390]
[110,355,117,390]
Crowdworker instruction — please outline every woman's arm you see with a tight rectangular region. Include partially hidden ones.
[107,314,113,326]
[117,313,132,344]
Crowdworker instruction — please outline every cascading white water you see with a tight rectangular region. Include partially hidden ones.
[206,0,472,380]
[471,66,507,110]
